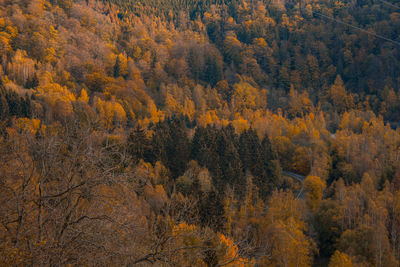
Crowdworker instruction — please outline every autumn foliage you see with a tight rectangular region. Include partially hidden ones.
[1,0,400,266]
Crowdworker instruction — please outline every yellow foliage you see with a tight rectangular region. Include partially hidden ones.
[267,191,304,227]
[5,26,18,39]
[172,222,197,237]
[78,89,89,103]
[288,85,313,117]
[44,47,56,63]
[330,75,353,112]
[36,82,76,116]
[144,184,168,212]
[48,25,58,39]
[281,14,296,30]
[94,97,127,129]
[170,223,253,266]
[38,71,53,85]
[106,43,118,54]
[304,175,326,212]
[183,97,195,121]
[197,110,220,127]
[329,250,353,267]
[264,191,314,266]
[147,100,163,123]
[225,34,242,50]
[15,118,44,135]
[253,37,268,47]
[115,53,128,77]
[37,83,75,102]
[264,17,276,27]
[232,116,250,133]
[165,92,183,116]
[244,20,253,26]
[232,82,258,112]
[203,12,212,20]
[217,233,253,266]
[339,111,364,132]
[171,222,207,266]
[292,146,311,175]
[0,33,12,54]
[7,50,36,85]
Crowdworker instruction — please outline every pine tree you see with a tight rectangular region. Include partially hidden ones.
[22,96,32,118]
[0,92,9,120]
[152,117,190,178]
[239,129,268,196]
[5,91,22,117]
[216,126,243,195]
[191,125,220,177]
[114,55,121,77]
[262,134,282,194]
[25,74,39,89]
[128,126,153,164]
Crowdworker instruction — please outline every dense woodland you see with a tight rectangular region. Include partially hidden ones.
[1,0,400,266]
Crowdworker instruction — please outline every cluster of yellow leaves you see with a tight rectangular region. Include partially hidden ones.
[288,85,313,117]
[7,50,36,85]
[171,222,253,266]
[0,18,17,55]
[36,75,76,117]
[331,176,399,266]
[231,115,250,133]
[232,82,258,112]
[137,99,164,128]
[217,233,253,267]
[198,110,228,128]
[304,175,326,211]
[36,82,75,102]
[329,250,353,267]
[334,112,399,180]
[94,96,126,129]
[78,89,89,103]
[280,14,297,30]
[267,219,314,267]
[14,118,44,135]
[264,191,315,266]
[329,75,354,113]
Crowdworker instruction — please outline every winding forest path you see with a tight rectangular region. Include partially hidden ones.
[282,171,305,199]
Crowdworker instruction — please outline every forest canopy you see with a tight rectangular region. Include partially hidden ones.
[0,0,400,266]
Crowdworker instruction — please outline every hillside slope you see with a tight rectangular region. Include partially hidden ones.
[0,0,400,266]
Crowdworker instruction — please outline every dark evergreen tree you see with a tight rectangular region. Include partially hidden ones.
[5,91,23,117]
[216,126,243,195]
[313,200,343,258]
[22,96,32,118]
[239,129,261,171]
[152,120,171,164]
[0,91,9,120]
[206,21,223,46]
[152,117,190,178]
[204,49,223,86]
[127,126,154,164]
[114,56,121,77]
[191,125,220,174]
[0,87,32,119]
[261,134,282,193]
[239,129,267,196]
[25,74,39,89]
